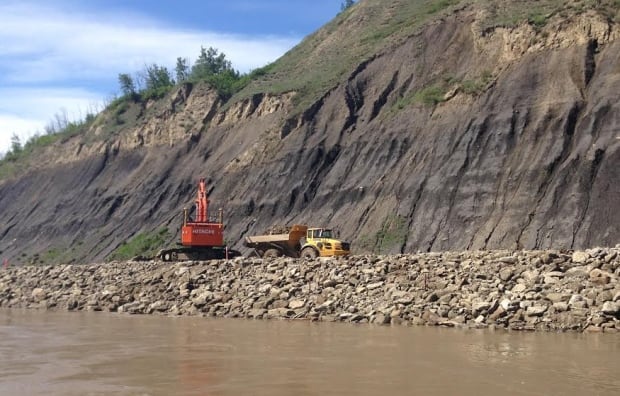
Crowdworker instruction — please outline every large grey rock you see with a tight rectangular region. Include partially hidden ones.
[499,268,514,281]
[288,299,305,309]
[526,305,548,317]
[589,269,612,285]
[521,270,540,284]
[601,302,619,315]
[31,288,46,302]
[552,302,569,312]
[572,251,589,264]
[472,301,491,314]
[545,292,570,303]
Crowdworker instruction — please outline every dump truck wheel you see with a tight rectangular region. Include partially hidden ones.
[301,247,318,259]
[263,248,281,258]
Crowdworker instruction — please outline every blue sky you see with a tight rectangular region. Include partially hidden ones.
[0,0,344,155]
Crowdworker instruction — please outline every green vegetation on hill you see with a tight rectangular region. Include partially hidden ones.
[480,0,620,30]
[116,46,250,104]
[107,228,171,261]
[357,214,409,254]
[232,0,466,113]
[233,0,619,113]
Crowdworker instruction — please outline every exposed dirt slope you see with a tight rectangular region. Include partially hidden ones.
[1,1,619,263]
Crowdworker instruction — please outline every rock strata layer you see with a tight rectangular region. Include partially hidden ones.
[1,248,619,333]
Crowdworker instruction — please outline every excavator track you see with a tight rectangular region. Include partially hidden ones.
[157,246,241,262]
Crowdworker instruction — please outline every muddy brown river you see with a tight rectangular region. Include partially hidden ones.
[0,309,617,395]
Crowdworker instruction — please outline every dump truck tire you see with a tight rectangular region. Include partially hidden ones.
[263,248,281,258]
[301,247,318,259]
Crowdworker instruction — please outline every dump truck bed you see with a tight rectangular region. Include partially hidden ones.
[244,233,292,244]
[243,224,308,256]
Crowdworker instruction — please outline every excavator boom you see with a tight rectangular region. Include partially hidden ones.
[195,178,208,223]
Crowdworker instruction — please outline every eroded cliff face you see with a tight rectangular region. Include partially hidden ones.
[1,7,619,263]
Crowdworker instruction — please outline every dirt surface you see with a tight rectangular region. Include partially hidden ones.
[1,2,619,263]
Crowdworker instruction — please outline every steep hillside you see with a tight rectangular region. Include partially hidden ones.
[1,0,620,265]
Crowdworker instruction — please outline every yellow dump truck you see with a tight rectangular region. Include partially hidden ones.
[244,224,351,258]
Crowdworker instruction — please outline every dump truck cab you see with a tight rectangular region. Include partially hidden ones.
[300,228,351,258]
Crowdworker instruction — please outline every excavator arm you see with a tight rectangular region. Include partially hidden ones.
[195,178,209,223]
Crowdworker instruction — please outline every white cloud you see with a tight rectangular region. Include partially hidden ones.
[0,1,300,155]
[0,115,45,155]
[0,88,104,154]
[0,2,298,83]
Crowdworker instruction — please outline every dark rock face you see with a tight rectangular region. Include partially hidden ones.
[1,248,618,333]
[0,8,619,262]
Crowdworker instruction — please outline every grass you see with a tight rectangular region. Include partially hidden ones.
[390,80,450,114]
[376,215,408,253]
[414,85,448,106]
[528,12,549,29]
[42,248,61,262]
[140,85,174,102]
[26,247,67,265]
[357,214,409,254]
[477,0,620,30]
[386,69,493,116]
[107,228,171,261]
[426,0,461,15]
[231,0,466,115]
[230,0,608,115]
[460,70,493,95]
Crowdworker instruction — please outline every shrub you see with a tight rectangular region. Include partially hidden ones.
[414,85,447,106]
[528,12,548,29]
[426,0,461,15]
[461,71,493,95]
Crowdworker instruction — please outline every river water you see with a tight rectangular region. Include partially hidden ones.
[0,310,617,396]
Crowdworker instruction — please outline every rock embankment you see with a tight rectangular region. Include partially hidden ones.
[1,249,619,333]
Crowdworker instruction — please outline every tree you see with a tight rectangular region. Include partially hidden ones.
[144,64,174,91]
[53,108,69,132]
[341,0,355,11]
[191,46,233,80]
[118,73,137,98]
[10,133,22,154]
[175,57,190,83]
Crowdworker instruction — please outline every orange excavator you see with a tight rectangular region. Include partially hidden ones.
[157,178,241,261]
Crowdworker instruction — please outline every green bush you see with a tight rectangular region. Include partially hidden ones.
[528,12,548,28]
[140,85,173,102]
[460,71,493,95]
[426,0,460,15]
[113,100,129,116]
[414,85,447,106]
[249,63,275,78]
